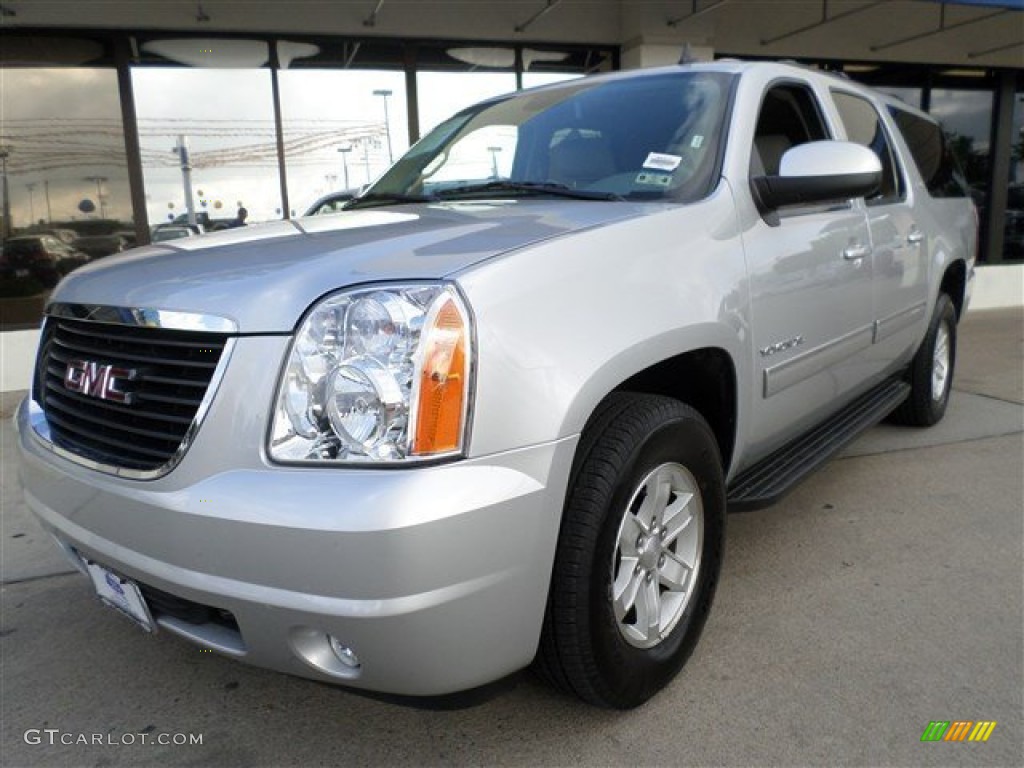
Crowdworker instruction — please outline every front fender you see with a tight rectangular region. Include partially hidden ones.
[455,190,750,460]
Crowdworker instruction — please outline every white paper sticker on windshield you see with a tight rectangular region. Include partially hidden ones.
[691,135,705,149]
[643,152,682,172]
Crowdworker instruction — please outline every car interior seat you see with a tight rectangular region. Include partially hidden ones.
[548,130,617,188]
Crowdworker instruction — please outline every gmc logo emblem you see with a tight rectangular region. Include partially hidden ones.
[63,360,136,404]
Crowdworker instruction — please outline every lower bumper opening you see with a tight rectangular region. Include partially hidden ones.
[137,582,247,656]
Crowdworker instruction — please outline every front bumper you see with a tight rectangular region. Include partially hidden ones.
[16,384,576,697]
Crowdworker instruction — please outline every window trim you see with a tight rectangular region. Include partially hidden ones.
[749,77,856,224]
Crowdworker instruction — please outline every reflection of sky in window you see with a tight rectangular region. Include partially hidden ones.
[1,69,132,227]
[928,89,994,152]
[417,72,517,137]
[278,70,410,214]
[133,68,280,223]
[875,87,922,109]
[2,64,584,229]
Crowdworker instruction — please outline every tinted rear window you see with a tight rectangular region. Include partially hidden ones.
[887,106,968,198]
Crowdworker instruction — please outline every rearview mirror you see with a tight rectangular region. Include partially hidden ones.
[751,140,882,216]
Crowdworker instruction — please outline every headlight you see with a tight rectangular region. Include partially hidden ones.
[269,283,472,464]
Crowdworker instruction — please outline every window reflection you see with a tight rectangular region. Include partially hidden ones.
[0,67,133,329]
[132,68,281,229]
[929,88,994,252]
[417,72,518,136]
[279,70,408,215]
[929,89,994,194]
[1005,90,1024,261]
[874,86,922,109]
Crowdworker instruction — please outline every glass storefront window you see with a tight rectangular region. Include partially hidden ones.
[132,67,281,229]
[279,69,408,215]
[1004,89,1024,261]
[874,86,922,109]
[1,64,134,329]
[929,88,995,256]
[929,88,994,202]
[416,71,518,137]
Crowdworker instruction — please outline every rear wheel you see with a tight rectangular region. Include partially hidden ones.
[891,293,957,427]
[536,394,725,708]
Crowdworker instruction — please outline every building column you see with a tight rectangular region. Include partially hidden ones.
[404,43,420,146]
[114,38,150,245]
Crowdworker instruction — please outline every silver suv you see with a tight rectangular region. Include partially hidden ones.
[16,62,975,708]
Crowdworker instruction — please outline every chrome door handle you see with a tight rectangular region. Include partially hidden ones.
[907,229,925,245]
[842,244,871,261]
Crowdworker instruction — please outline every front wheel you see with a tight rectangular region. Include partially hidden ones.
[891,293,957,427]
[536,394,725,708]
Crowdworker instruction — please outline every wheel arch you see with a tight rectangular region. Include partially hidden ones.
[568,343,740,477]
[939,259,967,320]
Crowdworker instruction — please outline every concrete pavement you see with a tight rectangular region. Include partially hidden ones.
[1,308,1021,767]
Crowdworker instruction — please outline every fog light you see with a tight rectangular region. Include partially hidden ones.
[288,626,362,679]
[327,635,360,669]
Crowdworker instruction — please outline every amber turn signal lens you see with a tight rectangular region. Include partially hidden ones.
[412,296,468,455]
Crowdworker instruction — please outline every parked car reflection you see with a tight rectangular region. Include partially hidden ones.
[305,189,359,216]
[0,235,88,288]
[151,226,199,243]
[73,233,130,260]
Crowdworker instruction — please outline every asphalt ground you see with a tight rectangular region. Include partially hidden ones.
[1,307,1021,768]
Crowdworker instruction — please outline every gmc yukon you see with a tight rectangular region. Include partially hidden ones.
[17,61,975,708]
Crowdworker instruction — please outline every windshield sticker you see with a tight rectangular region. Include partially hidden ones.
[691,135,705,149]
[635,171,672,187]
[643,152,682,172]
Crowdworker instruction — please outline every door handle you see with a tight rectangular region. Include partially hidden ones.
[842,243,871,261]
[907,229,925,245]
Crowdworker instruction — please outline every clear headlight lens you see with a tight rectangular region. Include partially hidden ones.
[269,284,472,464]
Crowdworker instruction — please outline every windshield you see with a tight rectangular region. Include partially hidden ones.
[353,71,734,208]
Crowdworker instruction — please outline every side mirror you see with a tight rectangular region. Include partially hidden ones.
[751,140,882,215]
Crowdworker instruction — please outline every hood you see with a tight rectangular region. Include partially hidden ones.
[51,201,653,333]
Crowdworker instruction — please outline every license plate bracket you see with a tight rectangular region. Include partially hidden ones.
[83,559,156,633]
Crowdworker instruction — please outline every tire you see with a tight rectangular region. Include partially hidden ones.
[890,293,957,427]
[536,393,725,708]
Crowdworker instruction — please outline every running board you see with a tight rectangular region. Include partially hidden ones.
[727,378,910,511]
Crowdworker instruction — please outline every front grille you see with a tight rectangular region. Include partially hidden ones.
[35,318,229,472]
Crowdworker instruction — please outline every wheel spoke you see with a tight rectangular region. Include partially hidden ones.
[634,576,662,641]
[637,477,670,529]
[672,511,700,564]
[613,563,642,621]
[659,549,691,591]
[617,514,644,556]
[661,495,694,546]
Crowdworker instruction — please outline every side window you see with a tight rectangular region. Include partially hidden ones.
[831,91,903,206]
[887,106,968,199]
[750,83,829,177]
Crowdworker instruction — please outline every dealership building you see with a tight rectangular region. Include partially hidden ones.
[0,0,1021,371]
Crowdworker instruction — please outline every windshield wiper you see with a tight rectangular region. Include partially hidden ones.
[436,181,623,202]
[344,192,437,210]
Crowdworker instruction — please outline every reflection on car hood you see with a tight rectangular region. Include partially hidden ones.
[51,201,657,333]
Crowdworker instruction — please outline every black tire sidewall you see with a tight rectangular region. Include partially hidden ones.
[588,413,725,707]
